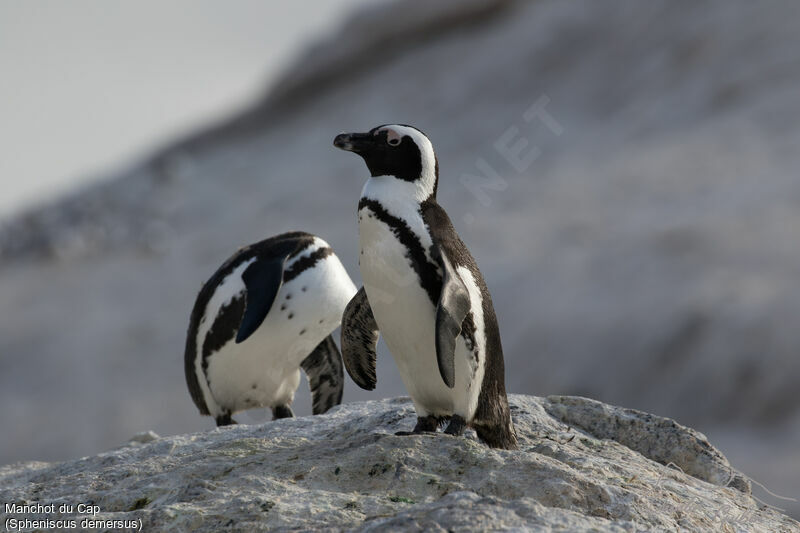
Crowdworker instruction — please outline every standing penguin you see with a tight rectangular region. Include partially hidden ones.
[185,231,357,426]
[334,125,517,449]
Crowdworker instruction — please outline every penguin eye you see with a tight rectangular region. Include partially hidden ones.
[384,128,403,146]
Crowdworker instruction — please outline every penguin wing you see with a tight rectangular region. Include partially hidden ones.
[433,246,471,389]
[235,250,295,344]
[300,335,344,415]
[341,287,380,390]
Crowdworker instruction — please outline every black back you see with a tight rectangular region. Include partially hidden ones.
[420,200,512,436]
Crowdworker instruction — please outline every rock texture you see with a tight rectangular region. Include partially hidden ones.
[1,396,797,532]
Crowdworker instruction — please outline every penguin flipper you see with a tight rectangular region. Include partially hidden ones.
[341,287,379,390]
[235,250,295,344]
[301,335,344,415]
[434,247,471,389]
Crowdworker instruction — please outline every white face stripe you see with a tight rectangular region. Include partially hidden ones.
[376,124,437,201]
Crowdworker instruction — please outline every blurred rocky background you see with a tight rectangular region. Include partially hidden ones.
[1,0,798,518]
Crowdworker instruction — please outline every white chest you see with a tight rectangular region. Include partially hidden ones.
[357,193,488,420]
[358,210,426,302]
[358,202,456,414]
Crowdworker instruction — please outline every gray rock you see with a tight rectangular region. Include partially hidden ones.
[125,431,161,447]
[544,396,752,493]
[1,396,796,532]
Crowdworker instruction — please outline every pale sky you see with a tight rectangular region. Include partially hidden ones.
[0,1,370,219]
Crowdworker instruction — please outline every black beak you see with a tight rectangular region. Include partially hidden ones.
[333,132,372,153]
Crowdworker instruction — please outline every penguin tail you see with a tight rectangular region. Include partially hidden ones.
[472,373,518,449]
[473,417,518,450]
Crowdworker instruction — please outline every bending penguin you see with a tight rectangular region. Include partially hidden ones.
[184,231,357,426]
[334,124,517,449]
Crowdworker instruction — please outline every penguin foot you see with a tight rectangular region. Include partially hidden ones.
[396,415,442,435]
[272,405,295,420]
[215,414,237,427]
[443,415,467,436]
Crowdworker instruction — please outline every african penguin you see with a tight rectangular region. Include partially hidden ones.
[184,231,357,426]
[334,125,517,449]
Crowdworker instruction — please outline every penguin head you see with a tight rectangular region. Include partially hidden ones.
[334,124,439,199]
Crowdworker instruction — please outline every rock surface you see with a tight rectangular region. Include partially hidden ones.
[1,396,797,532]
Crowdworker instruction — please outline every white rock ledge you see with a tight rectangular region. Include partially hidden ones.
[1,395,798,532]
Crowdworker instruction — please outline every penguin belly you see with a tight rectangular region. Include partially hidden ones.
[359,210,478,418]
[203,247,355,414]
